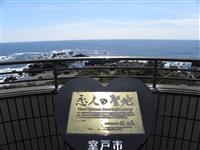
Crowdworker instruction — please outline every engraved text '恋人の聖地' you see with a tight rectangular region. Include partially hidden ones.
[67,92,145,135]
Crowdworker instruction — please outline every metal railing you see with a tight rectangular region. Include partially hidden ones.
[0,56,200,90]
[0,57,200,150]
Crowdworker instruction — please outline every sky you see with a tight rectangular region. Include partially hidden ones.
[0,0,199,42]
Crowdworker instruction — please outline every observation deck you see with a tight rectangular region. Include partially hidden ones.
[0,57,200,150]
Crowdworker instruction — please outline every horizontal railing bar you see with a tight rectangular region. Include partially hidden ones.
[0,66,153,75]
[1,75,199,85]
[0,57,199,89]
[0,71,25,75]
[158,68,200,72]
[1,76,199,85]
[58,66,154,70]
[0,114,55,124]
[0,56,199,65]
[157,114,200,122]
[1,66,199,76]
[0,134,59,148]
[157,77,200,82]
[0,75,153,85]
[1,86,199,99]
[58,75,153,79]
[156,88,200,96]
[0,69,53,75]
[0,78,54,84]
[0,90,56,99]
[152,134,199,144]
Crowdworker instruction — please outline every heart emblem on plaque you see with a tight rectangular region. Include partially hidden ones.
[55,78,156,150]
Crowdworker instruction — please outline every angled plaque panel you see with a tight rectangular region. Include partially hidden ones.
[67,92,144,135]
[55,77,156,150]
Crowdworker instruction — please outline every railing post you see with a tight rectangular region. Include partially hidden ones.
[53,60,58,90]
[153,60,158,89]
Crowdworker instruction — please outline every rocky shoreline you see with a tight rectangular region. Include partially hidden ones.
[1,50,200,88]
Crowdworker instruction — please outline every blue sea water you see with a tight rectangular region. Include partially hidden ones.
[0,39,199,83]
[0,39,199,61]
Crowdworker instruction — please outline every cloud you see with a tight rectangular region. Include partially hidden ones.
[145,18,199,26]
[101,18,199,26]
[30,18,198,31]
[2,18,199,42]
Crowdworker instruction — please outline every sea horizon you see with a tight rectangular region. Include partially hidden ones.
[1,38,199,44]
[0,39,199,61]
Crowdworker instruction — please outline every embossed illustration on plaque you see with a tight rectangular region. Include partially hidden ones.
[67,92,145,135]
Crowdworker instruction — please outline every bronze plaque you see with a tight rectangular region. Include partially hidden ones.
[67,92,145,135]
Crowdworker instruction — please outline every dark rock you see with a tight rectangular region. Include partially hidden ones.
[85,60,114,66]
[26,63,42,76]
[64,70,71,74]
[85,61,96,66]
[192,61,200,67]
[29,63,41,69]
[73,54,88,57]
[145,60,164,67]
[52,52,66,58]
[18,72,23,76]
[42,62,53,69]
[57,61,69,67]
[24,60,71,76]
[68,51,74,56]
[4,76,18,82]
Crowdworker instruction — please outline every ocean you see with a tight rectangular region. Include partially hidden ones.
[1,39,199,61]
[0,39,199,83]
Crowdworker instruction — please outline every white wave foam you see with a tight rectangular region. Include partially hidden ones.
[0,66,24,74]
[50,49,73,58]
[0,66,26,87]
[11,52,25,56]
[164,61,192,69]
[138,60,148,63]
[0,55,15,62]
[12,52,43,55]
[51,49,72,54]
[1,49,74,62]
[0,51,46,62]
[0,77,5,83]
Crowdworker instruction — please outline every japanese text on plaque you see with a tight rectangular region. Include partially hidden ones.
[67,92,144,135]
